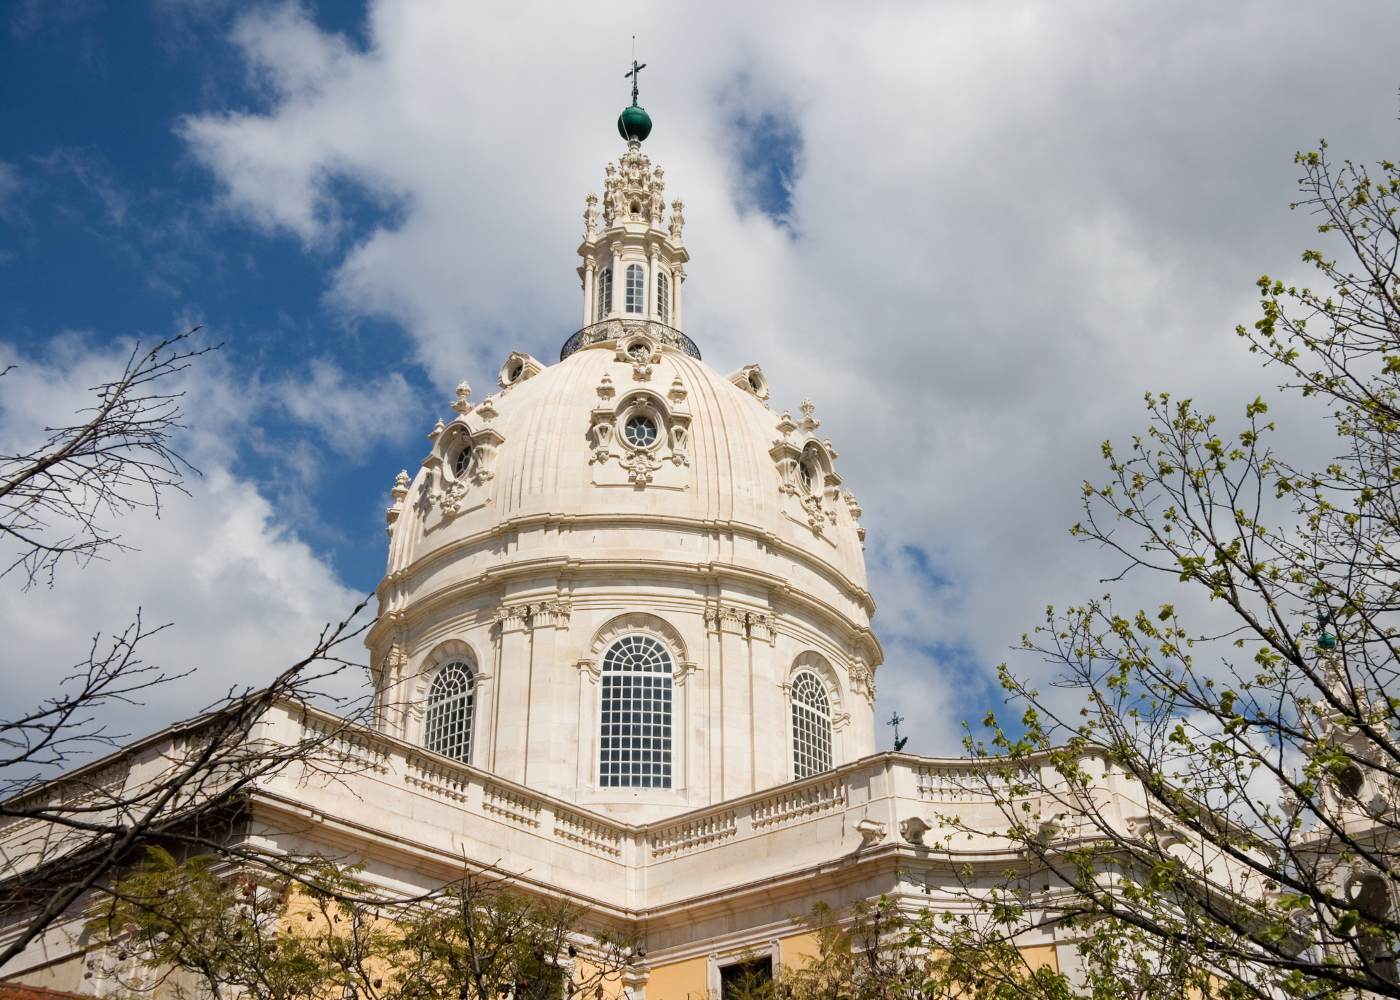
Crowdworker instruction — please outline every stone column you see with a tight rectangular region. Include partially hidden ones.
[709,605,755,801]
[523,601,571,793]
[673,265,685,330]
[646,249,659,321]
[491,606,531,782]
[582,259,596,327]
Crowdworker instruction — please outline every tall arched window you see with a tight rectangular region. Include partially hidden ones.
[791,672,832,779]
[657,270,670,324]
[625,263,645,314]
[424,661,475,763]
[596,268,613,321]
[599,634,673,788]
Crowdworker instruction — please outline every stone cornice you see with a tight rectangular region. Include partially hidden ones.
[387,511,871,611]
[369,554,882,666]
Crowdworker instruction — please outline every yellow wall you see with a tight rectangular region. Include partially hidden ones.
[646,953,709,1000]
[643,931,1058,1000]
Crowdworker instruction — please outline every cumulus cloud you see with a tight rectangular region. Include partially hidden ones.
[0,336,366,756]
[175,0,1400,752]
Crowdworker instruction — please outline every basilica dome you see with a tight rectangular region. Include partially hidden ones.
[366,113,880,822]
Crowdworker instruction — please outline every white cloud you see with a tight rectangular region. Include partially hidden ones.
[0,337,366,752]
[175,0,1400,753]
[270,357,420,458]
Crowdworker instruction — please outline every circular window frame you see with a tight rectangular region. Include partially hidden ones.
[623,412,661,451]
[626,339,651,362]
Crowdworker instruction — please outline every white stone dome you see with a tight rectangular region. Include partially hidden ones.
[367,139,881,822]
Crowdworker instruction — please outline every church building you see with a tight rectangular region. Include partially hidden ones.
[1,77,1150,998]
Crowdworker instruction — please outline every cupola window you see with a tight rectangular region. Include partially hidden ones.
[799,457,819,494]
[625,263,645,314]
[599,635,673,788]
[791,671,833,779]
[657,270,670,324]
[624,414,659,449]
[424,661,476,764]
[596,268,613,321]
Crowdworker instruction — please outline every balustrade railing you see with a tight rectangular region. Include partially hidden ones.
[559,318,701,362]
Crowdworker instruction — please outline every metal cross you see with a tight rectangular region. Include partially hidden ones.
[624,58,646,106]
[887,711,908,751]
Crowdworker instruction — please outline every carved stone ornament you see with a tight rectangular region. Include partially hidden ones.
[848,659,876,704]
[704,605,776,643]
[856,818,887,847]
[498,351,543,390]
[583,192,598,238]
[432,424,504,519]
[728,364,770,403]
[900,816,931,846]
[385,469,411,528]
[493,600,572,630]
[602,143,669,230]
[451,380,472,415]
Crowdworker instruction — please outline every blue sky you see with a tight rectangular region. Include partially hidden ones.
[2,1,1398,756]
[2,1,423,589]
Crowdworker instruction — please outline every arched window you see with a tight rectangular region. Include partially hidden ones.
[657,270,670,324]
[424,661,475,763]
[625,263,645,314]
[791,672,832,779]
[596,268,613,321]
[599,634,673,788]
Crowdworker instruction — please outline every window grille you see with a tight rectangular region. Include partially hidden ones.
[625,263,645,314]
[599,634,673,788]
[791,671,833,779]
[657,270,670,324]
[596,268,613,321]
[424,661,475,763]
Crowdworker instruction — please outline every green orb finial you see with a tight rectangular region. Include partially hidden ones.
[618,104,652,142]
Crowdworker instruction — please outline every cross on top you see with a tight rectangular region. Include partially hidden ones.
[625,58,646,106]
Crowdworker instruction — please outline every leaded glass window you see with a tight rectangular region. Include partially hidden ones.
[625,263,644,314]
[596,268,613,321]
[424,661,475,763]
[451,443,473,479]
[624,414,658,449]
[657,270,670,324]
[791,671,832,779]
[599,635,673,788]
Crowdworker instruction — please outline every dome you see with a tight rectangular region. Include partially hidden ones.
[368,121,879,823]
[388,328,869,610]
[617,104,652,142]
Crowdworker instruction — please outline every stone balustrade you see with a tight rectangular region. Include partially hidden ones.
[3,701,1123,911]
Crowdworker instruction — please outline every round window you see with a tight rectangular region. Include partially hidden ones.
[452,444,474,479]
[624,414,659,449]
[748,371,764,392]
[507,361,523,382]
[627,341,649,361]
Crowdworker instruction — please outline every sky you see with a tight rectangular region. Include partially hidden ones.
[1,0,1398,762]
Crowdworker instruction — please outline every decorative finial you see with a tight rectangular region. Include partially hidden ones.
[618,48,653,143]
[452,380,472,415]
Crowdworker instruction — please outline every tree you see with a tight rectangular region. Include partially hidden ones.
[914,140,1400,998]
[0,331,211,589]
[88,851,635,1000]
[0,332,376,972]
